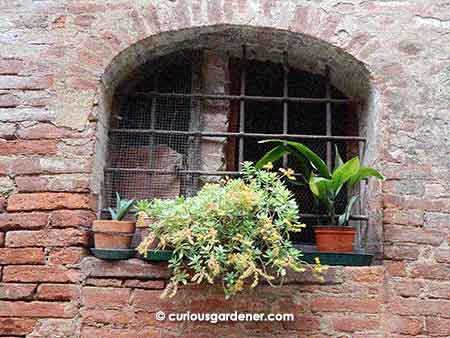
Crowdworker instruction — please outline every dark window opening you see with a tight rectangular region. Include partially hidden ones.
[103,48,364,245]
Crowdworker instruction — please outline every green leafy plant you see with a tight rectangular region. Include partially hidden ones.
[137,162,324,298]
[256,140,384,226]
[108,193,135,221]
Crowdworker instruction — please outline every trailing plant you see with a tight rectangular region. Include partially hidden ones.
[108,193,135,221]
[137,162,325,298]
[256,140,384,226]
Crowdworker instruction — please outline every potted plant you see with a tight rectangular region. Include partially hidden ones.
[137,162,325,298]
[256,140,384,253]
[93,193,136,250]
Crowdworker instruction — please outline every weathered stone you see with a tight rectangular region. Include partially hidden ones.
[80,257,170,279]
[0,75,53,90]
[0,108,55,122]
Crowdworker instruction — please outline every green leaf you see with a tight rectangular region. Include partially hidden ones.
[108,207,118,221]
[338,195,359,226]
[309,176,333,211]
[348,167,385,187]
[334,145,344,170]
[331,157,360,196]
[260,140,330,178]
[255,145,287,168]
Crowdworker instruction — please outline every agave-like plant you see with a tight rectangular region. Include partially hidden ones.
[256,140,384,226]
[109,193,135,221]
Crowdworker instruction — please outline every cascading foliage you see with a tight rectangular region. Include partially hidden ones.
[137,162,325,298]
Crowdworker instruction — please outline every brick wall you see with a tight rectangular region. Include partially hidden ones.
[0,1,449,337]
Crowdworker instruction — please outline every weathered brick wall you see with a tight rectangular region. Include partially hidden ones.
[0,1,449,337]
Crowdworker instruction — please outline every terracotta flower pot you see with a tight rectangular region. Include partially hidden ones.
[93,220,136,249]
[314,226,356,253]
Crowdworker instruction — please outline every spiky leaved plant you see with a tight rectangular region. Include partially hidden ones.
[109,193,135,221]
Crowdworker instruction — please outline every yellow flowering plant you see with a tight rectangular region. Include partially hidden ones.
[137,162,324,298]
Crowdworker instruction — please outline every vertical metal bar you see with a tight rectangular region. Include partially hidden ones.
[325,66,332,168]
[282,51,289,168]
[238,45,246,171]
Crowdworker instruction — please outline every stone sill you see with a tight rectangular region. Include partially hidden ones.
[80,257,384,285]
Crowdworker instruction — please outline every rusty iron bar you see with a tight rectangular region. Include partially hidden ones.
[109,128,367,142]
[238,45,246,171]
[325,65,333,168]
[129,91,354,104]
[282,51,289,168]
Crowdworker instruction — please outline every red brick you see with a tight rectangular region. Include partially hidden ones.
[311,296,382,313]
[388,316,423,335]
[0,93,19,107]
[389,297,450,317]
[331,315,380,332]
[5,229,87,247]
[81,327,160,338]
[7,193,91,211]
[435,249,450,264]
[426,317,450,336]
[384,209,424,226]
[0,75,53,90]
[0,196,6,212]
[346,266,385,283]
[85,278,122,287]
[0,212,49,230]
[37,284,80,301]
[383,195,450,212]
[426,281,450,299]
[0,139,57,156]
[410,263,450,280]
[282,315,321,331]
[0,59,25,74]
[0,301,75,318]
[5,157,41,175]
[0,283,36,299]
[0,248,45,264]
[384,261,407,277]
[50,209,95,228]
[123,279,165,289]
[15,176,48,192]
[16,123,74,139]
[48,247,87,265]
[384,225,444,246]
[391,278,424,297]
[81,309,133,326]
[0,318,36,336]
[3,265,80,283]
[82,287,130,309]
[384,244,420,261]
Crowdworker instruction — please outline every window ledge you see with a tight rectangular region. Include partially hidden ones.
[80,257,382,285]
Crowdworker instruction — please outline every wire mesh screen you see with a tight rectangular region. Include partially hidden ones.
[104,55,195,214]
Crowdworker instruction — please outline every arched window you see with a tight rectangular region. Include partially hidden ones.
[103,46,364,245]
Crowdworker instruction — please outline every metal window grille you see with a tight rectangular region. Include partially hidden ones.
[103,47,369,247]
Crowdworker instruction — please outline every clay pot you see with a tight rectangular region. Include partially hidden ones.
[93,220,136,249]
[314,226,356,253]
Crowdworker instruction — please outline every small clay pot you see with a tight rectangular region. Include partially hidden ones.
[93,220,136,249]
[314,226,356,253]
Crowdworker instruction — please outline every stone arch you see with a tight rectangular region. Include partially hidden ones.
[93,24,382,254]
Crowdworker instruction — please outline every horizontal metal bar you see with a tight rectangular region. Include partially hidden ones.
[98,208,368,222]
[105,168,242,175]
[128,91,354,104]
[109,128,366,142]
[299,213,369,221]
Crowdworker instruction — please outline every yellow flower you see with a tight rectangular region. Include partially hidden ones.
[279,167,296,180]
[263,162,273,170]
